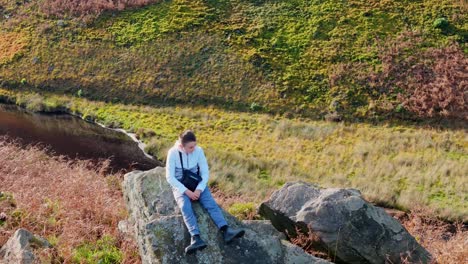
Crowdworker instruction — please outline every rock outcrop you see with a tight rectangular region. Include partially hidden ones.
[122,167,331,264]
[259,182,432,264]
[0,229,51,264]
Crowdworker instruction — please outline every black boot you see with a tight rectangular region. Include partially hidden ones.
[185,235,207,255]
[221,226,245,244]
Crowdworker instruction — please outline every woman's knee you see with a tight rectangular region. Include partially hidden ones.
[200,197,219,211]
[176,196,192,210]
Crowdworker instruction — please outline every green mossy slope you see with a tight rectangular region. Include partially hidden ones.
[1,0,466,119]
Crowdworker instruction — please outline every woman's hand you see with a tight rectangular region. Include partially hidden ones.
[185,190,198,200]
[185,189,202,200]
[193,189,201,200]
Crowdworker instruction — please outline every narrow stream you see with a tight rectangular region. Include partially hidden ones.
[0,104,161,173]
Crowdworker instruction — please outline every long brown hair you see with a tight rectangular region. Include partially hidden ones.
[179,130,196,146]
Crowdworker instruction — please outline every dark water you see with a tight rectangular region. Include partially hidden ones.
[0,104,161,173]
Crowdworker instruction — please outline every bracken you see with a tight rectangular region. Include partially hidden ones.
[0,137,140,263]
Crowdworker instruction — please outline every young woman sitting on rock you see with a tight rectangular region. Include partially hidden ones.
[166,130,245,254]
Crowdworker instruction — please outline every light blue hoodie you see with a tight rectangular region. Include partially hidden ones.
[165,140,210,194]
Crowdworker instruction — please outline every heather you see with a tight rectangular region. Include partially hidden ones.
[39,0,162,19]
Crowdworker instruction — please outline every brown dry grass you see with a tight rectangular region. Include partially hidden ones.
[458,0,468,12]
[0,32,28,65]
[0,137,140,263]
[287,226,333,262]
[371,33,467,120]
[399,208,467,264]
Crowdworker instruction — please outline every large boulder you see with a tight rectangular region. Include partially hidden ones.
[0,229,51,264]
[122,167,331,264]
[259,182,432,264]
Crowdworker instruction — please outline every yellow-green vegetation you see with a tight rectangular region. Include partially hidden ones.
[0,191,15,227]
[0,191,14,204]
[72,235,122,264]
[228,202,257,220]
[0,0,466,119]
[3,89,466,221]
